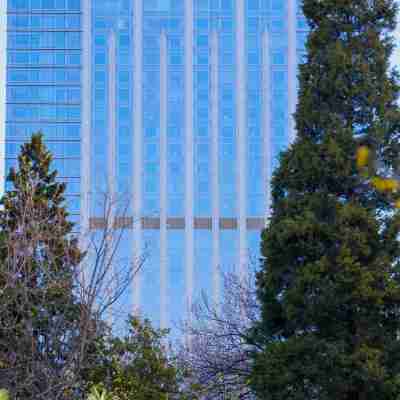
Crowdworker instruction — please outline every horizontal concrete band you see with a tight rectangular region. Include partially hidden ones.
[89,217,266,230]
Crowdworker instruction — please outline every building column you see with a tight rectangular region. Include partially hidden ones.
[106,30,117,327]
[262,30,272,222]
[81,0,91,239]
[184,0,194,315]
[108,31,117,209]
[288,0,297,143]
[236,0,248,280]
[159,30,168,329]
[0,0,8,197]
[210,30,220,304]
[133,0,143,315]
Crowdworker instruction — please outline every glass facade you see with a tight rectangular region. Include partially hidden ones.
[0,0,308,330]
[5,0,82,227]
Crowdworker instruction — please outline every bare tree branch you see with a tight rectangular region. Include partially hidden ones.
[176,264,260,400]
[0,188,144,400]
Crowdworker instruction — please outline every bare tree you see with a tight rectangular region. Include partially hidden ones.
[0,139,143,400]
[78,190,145,325]
[73,190,146,393]
[177,265,261,400]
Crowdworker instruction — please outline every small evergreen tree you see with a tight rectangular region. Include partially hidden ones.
[251,1,400,399]
[87,316,187,400]
[0,134,83,398]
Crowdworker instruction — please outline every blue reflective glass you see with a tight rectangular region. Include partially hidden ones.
[3,0,306,328]
[221,0,232,11]
[67,0,80,10]
[221,18,233,32]
[6,0,82,226]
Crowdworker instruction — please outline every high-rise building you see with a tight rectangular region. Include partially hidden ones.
[0,0,307,329]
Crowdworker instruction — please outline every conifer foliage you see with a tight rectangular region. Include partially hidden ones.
[251,1,400,399]
[0,133,83,398]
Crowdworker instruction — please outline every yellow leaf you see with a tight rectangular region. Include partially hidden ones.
[356,146,370,169]
[371,176,386,192]
[384,178,399,192]
[0,389,9,400]
[371,177,399,192]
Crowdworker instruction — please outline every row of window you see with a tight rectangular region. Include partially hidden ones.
[8,14,80,29]
[142,232,234,258]
[194,17,304,33]
[139,50,286,67]
[144,0,273,13]
[9,0,80,11]
[7,104,81,121]
[6,141,80,158]
[142,179,262,197]
[194,0,284,12]
[116,125,237,141]
[93,4,304,27]
[93,105,286,131]
[8,85,80,103]
[8,32,81,49]
[8,68,80,83]
[8,50,81,66]
[130,118,279,136]
[139,194,264,218]
[6,122,80,139]
[137,49,290,68]
[93,20,304,50]
[138,73,285,96]
[140,49,293,70]
[140,15,293,36]
[138,142,267,163]
[140,33,281,52]
[62,185,263,218]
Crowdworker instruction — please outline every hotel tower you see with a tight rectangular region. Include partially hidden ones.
[0,0,307,328]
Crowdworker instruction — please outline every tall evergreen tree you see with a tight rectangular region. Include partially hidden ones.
[251,1,400,399]
[0,134,83,398]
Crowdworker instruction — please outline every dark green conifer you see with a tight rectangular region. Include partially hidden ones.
[251,1,400,399]
[0,133,83,398]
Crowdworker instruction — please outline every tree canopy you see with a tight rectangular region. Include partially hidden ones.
[87,316,188,400]
[251,1,400,399]
[0,134,84,398]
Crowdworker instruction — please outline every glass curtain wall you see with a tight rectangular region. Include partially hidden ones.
[5,0,81,219]
[6,0,82,225]
[136,0,308,326]
[3,0,308,330]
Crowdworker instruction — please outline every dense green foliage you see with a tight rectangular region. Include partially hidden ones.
[87,316,188,400]
[0,134,83,398]
[251,1,400,399]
